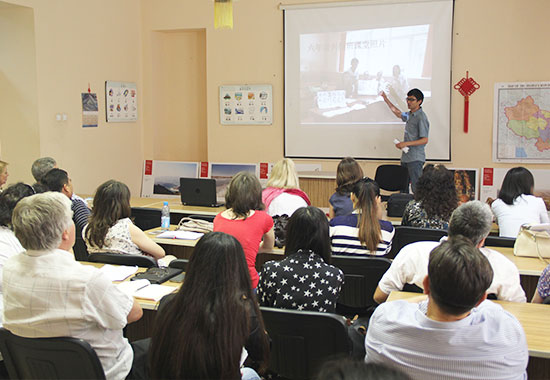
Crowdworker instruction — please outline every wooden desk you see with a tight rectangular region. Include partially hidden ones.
[130,196,225,216]
[387,291,550,359]
[147,226,284,269]
[493,247,548,276]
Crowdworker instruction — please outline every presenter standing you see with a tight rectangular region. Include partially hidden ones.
[381,89,429,193]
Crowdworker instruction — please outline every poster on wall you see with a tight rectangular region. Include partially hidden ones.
[141,160,199,198]
[219,84,273,125]
[81,93,98,128]
[105,81,138,122]
[493,81,550,163]
[448,168,478,203]
[206,163,259,201]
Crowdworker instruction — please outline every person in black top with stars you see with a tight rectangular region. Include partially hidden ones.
[258,206,344,313]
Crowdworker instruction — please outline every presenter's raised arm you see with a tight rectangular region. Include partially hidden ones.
[380,91,402,119]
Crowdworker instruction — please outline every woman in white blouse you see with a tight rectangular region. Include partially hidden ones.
[491,167,549,238]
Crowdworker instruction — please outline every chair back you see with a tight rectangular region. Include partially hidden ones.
[131,207,161,231]
[331,255,391,314]
[87,252,158,268]
[72,226,89,261]
[484,235,515,248]
[374,165,410,200]
[0,327,105,380]
[169,258,189,271]
[388,226,447,259]
[260,307,351,380]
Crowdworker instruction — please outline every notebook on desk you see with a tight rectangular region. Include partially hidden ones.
[180,178,224,207]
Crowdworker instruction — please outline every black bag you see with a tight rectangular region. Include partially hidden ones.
[386,193,414,217]
[273,214,290,248]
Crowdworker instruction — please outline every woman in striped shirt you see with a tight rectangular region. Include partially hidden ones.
[329,178,394,256]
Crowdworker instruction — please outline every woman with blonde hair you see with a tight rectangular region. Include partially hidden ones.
[330,178,394,256]
[262,158,310,217]
[0,161,9,191]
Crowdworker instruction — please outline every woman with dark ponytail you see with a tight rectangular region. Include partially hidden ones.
[330,178,394,256]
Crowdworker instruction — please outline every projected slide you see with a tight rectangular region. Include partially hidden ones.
[301,25,431,124]
[284,0,452,160]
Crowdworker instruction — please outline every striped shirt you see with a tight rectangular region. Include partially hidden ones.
[365,299,528,380]
[329,212,394,256]
[71,198,91,232]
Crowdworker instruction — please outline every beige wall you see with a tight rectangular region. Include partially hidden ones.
[0,2,40,185]
[2,0,550,195]
[141,0,550,181]
[3,0,144,195]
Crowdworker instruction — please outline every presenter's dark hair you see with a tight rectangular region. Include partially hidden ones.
[42,168,68,192]
[317,358,411,380]
[498,167,534,205]
[336,157,364,195]
[285,206,332,264]
[0,183,35,228]
[352,178,381,252]
[225,171,264,219]
[85,180,131,248]
[150,232,269,379]
[407,88,424,104]
[428,235,493,316]
[414,164,458,221]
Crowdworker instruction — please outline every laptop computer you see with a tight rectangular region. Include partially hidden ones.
[179,178,224,207]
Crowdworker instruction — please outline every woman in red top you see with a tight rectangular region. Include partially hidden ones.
[214,171,275,289]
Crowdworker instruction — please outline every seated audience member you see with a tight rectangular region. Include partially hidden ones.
[3,192,147,379]
[214,172,274,290]
[262,158,310,217]
[31,156,56,183]
[84,180,165,260]
[0,183,35,326]
[532,263,550,303]
[374,201,526,304]
[365,236,528,380]
[42,168,90,231]
[31,156,57,193]
[318,358,411,380]
[0,161,8,191]
[491,166,549,238]
[330,178,394,256]
[258,206,343,313]
[401,164,458,229]
[150,232,269,380]
[329,157,364,219]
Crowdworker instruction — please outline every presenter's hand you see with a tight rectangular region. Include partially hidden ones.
[395,141,406,149]
[380,91,388,100]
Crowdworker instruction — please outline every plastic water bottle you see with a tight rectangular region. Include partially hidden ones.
[161,201,170,230]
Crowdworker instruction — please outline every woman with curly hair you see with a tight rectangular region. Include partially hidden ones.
[401,164,458,229]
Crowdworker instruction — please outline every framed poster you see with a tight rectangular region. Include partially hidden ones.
[220,84,273,125]
[449,168,478,202]
[205,163,259,201]
[105,81,138,122]
[141,160,199,198]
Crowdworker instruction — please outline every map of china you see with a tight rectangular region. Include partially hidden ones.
[505,96,550,152]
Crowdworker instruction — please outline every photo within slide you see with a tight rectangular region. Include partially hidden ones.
[300,24,431,125]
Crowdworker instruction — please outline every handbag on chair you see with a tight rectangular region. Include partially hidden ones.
[513,223,550,259]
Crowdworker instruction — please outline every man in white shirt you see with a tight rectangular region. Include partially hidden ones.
[3,192,145,380]
[365,237,528,380]
[374,201,526,303]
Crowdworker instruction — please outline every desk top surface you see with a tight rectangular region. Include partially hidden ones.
[387,291,550,358]
[490,246,548,276]
[130,197,225,215]
[82,262,180,311]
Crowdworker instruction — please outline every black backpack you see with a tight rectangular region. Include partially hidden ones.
[387,193,414,217]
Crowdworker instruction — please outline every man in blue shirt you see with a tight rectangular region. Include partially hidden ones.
[381,88,429,193]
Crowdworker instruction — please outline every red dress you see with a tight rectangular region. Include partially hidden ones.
[213,210,274,289]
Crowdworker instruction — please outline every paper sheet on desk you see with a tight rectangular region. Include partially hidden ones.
[117,279,150,297]
[99,264,138,281]
[134,284,178,301]
[156,230,204,240]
